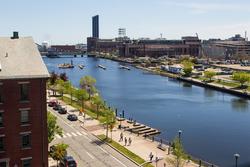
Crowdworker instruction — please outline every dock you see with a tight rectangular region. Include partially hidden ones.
[118,117,161,137]
[119,65,130,70]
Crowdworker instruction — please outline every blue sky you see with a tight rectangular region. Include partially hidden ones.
[0,0,250,44]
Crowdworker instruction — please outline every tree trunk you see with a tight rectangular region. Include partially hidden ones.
[106,124,109,139]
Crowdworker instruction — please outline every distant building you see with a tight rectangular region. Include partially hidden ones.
[50,45,83,53]
[202,34,250,59]
[0,32,50,166]
[119,37,201,57]
[92,15,99,38]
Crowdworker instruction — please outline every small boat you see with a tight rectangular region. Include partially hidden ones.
[58,63,74,69]
[78,65,84,69]
[119,65,130,70]
[97,64,106,70]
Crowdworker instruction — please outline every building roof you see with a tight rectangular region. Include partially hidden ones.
[0,37,50,79]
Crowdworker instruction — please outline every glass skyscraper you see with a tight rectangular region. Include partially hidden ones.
[92,15,99,38]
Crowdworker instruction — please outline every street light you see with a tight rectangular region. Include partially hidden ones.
[178,130,182,143]
[119,113,122,129]
[234,153,240,167]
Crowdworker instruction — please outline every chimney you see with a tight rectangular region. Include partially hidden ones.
[11,31,19,39]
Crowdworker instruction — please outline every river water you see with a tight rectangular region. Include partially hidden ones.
[43,56,250,167]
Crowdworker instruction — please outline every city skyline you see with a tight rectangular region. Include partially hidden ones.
[0,0,250,44]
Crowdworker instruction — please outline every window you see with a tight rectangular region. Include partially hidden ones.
[0,161,7,167]
[0,85,3,103]
[20,84,29,101]
[0,137,4,152]
[20,110,29,124]
[0,113,3,127]
[22,159,31,167]
[21,134,31,148]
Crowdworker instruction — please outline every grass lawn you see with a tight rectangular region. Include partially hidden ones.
[98,134,154,167]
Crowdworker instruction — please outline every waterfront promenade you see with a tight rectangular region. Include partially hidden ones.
[49,94,201,167]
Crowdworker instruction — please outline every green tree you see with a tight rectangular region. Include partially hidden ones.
[104,109,116,139]
[56,79,65,99]
[50,143,68,166]
[49,71,58,85]
[74,89,88,118]
[93,95,104,119]
[204,71,216,82]
[80,76,97,99]
[47,112,62,143]
[167,137,188,167]
[232,72,250,87]
[181,60,193,77]
[64,81,74,104]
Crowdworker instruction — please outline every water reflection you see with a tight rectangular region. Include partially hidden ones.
[204,88,215,98]
[231,98,249,112]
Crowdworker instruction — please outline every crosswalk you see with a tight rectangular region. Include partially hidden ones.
[55,131,87,139]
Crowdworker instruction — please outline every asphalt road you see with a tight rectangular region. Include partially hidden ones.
[49,107,139,167]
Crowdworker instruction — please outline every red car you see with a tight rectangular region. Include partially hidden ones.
[48,100,58,107]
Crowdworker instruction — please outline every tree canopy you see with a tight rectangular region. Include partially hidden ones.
[47,112,62,143]
[50,143,69,165]
[204,71,216,81]
[232,72,250,87]
[181,60,193,77]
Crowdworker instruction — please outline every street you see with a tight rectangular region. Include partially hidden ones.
[49,107,139,167]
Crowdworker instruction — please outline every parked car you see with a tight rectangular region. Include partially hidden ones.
[60,156,77,167]
[58,107,67,114]
[53,104,62,111]
[48,100,58,107]
[67,114,78,121]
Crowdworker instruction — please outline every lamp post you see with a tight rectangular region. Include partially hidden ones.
[234,153,240,167]
[178,130,182,143]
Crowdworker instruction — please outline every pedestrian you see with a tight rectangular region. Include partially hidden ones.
[164,163,166,167]
[119,132,123,142]
[124,137,127,146]
[149,152,153,161]
[128,137,132,146]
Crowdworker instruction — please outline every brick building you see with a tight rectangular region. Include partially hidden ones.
[0,33,50,167]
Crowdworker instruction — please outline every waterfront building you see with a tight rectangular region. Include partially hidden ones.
[92,15,99,38]
[0,32,50,166]
[202,34,250,60]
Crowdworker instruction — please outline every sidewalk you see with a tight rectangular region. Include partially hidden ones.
[51,96,200,167]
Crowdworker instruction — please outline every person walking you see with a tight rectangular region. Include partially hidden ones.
[128,137,132,146]
[119,132,123,142]
[149,152,154,161]
[124,137,127,146]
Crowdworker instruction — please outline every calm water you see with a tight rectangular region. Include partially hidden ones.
[43,56,250,167]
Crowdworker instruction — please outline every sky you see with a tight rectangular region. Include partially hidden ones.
[0,0,250,44]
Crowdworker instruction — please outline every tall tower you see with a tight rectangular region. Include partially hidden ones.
[92,15,99,38]
[118,28,126,37]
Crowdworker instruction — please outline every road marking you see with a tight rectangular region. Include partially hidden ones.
[56,134,62,139]
[77,132,83,136]
[66,133,72,137]
[110,155,127,167]
[98,146,108,154]
[62,134,67,138]
[86,151,95,159]
[81,131,87,135]
[83,135,92,142]
[71,132,77,137]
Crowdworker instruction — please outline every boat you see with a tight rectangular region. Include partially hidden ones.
[119,65,130,70]
[58,63,74,69]
[58,60,74,69]
[78,65,84,69]
[97,64,106,70]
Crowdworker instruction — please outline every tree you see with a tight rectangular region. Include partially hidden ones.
[80,76,97,99]
[56,79,65,99]
[181,60,193,77]
[93,95,104,119]
[232,72,250,87]
[74,89,88,118]
[49,71,58,85]
[204,71,216,82]
[104,109,116,139]
[47,112,62,143]
[64,81,74,104]
[59,72,68,82]
[50,143,68,166]
[167,137,188,167]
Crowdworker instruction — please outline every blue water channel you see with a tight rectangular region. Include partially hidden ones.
[43,56,250,167]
